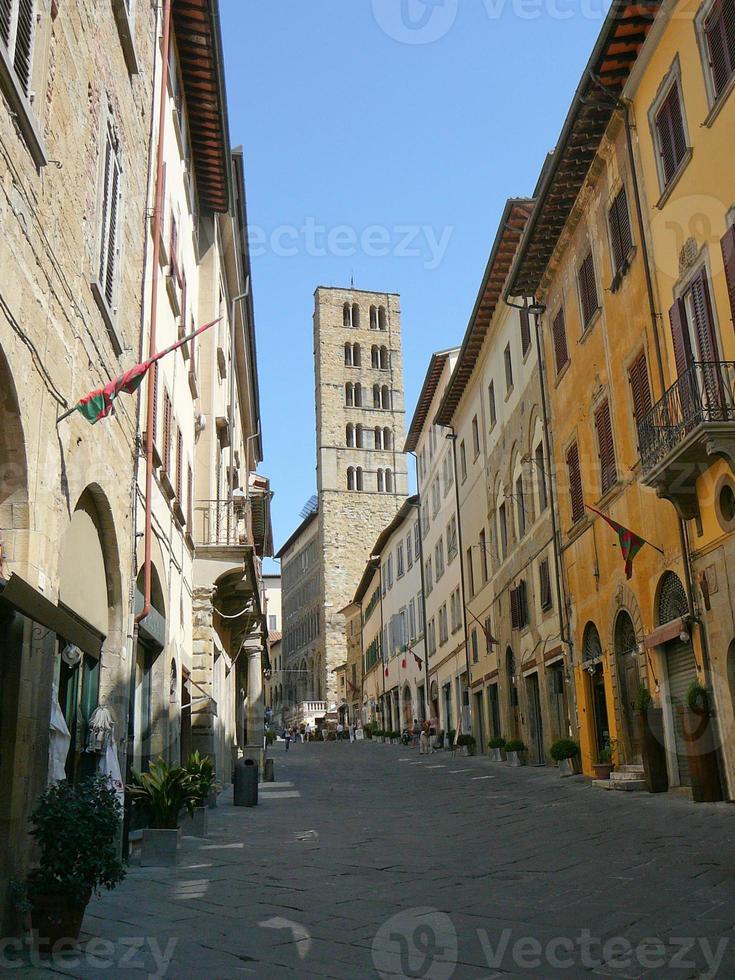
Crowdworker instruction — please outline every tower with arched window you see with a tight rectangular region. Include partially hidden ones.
[313,287,409,705]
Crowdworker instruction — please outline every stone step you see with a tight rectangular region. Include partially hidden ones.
[616,764,644,775]
[610,770,644,782]
[593,777,647,792]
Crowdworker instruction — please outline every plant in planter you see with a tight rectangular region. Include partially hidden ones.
[265,730,277,745]
[127,758,198,866]
[633,685,668,794]
[549,739,580,776]
[681,682,723,802]
[593,739,617,781]
[185,751,215,837]
[456,733,476,756]
[488,736,507,762]
[505,739,527,766]
[27,775,125,949]
[390,730,400,744]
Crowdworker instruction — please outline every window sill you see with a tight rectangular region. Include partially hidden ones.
[566,515,590,545]
[596,480,624,511]
[90,280,124,355]
[703,72,735,128]
[522,344,533,364]
[111,0,139,75]
[553,360,571,389]
[578,307,601,345]
[655,148,693,209]
[504,385,514,403]
[0,48,48,168]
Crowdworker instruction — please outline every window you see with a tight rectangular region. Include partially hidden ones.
[383,427,392,450]
[347,466,356,490]
[552,307,569,373]
[539,558,552,611]
[566,442,584,525]
[355,424,364,448]
[374,426,383,450]
[381,385,391,409]
[378,306,387,330]
[435,537,445,580]
[386,554,393,590]
[431,477,440,517]
[268,615,277,631]
[408,599,416,640]
[608,186,633,277]
[417,591,425,635]
[421,501,429,537]
[510,580,529,630]
[352,303,360,328]
[703,0,735,100]
[471,628,479,664]
[670,267,720,377]
[427,618,436,656]
[595,399,617,495]
[628,350,653,443]
[346,423,355,447]
[95,114,124,342]
[654,80,688,188]
[488,381,497,428]
[187,462,193,529]
[175,426,183,501]
[345,382,354,407]
[162,390,172,474]
[459,440,467,482]
[535,443,548,512]
[425,558,433,595]
[520,304,532,357]
[446,515,458,562]
[499,502,508,560]
[345,342,353,366]
[504,343,513,392]
[438,604,448,645]
[466,547,475,598]
[379,345,389,369]
[414,521,421,558]
[472,415,480,457]
[406,532,413,569]
[516,474,526,538]
[479,529,488,583]
[578,250,599,328]
[371,345,379,369]
[385,468,393,492]
[450,588,462,633]
[369,305,378,330]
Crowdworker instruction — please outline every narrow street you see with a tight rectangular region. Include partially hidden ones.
[18,742,735,979]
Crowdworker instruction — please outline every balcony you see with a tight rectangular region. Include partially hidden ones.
[194,498,253,553]
[637,361,735,519]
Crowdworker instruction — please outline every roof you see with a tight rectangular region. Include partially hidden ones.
[275,506,319,559]
[435,199,534,427]
[508,0,662,296]
[352,495,419,604]
[268,631,282,644]
[173,0,232,213]
[404,350,459,452]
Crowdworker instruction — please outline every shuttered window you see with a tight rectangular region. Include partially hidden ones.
[187,463,193,529]
[99,119,123,312]
[609,186,633,275]
[169,210,179,282]
[175,426,183,501]
[552,307,569,373]
[669,297,691,379]
[163,391,172,474]
[655,82,688,186]
[539,558,552,611]
[705,0,735,99]
[151,362,159,451]
[520,304,531,356]
[595,400,617,495]
[510,581,528,630]
[628,351,653,438]
[578,251,599,328]
[1,0,36,96]
[566,442,584,525]
[721,225,735,327]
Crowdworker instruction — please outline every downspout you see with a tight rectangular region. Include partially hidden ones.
[409,454,431,720]
[446,426,473,732]
[376,559,386,727]
[135,0,173,626]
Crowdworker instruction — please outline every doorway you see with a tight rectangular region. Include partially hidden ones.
[591,663,610,760]
[474,691,486,751]
[614,611,641,764]
[665,638,698,787]
[487,683,501,739]
[547,663,569,741]
[525,673,545,765]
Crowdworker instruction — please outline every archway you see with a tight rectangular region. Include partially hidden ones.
[583,622,609,760]
[402,684,413,728]
[614,610,641,764]
[505,647,519,739]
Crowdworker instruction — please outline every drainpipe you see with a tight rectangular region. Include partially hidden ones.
[445,426,473,735]
[135,0,173,626]
[408,453,431,720]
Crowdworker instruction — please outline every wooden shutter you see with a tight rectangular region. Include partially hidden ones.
[175,426,183,500]
[163,391,172,473]
[105,154,120,308]
[595,400,617,494]
[656,83,687,184]
[609,187,633,274]
[539,559,552,610]
[0,0,12,46]
[552,308,569,373]
[519,580,528,627]
[187,463,193,529]
[628,351,653,426]
[669,298,691,379]
[689,268,719,362]
[566,442,584,524]
[12,0,35,94]
[151,362,159,450]
[169,211,179,281]
[578,251,598,327]
[510,587,519,630]
[520,305,531,355]
[705,0,735,98]
[721,225,735,327]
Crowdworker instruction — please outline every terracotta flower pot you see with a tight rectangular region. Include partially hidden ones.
[680,707,723,803]
[593,763,612,780]
[31,888,91,950]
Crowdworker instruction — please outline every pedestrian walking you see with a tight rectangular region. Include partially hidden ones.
[336,722,344,741]
[285,729,291,752]
[420,720,430,755]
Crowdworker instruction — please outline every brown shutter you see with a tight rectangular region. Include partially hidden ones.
[163,391,172,473]
[187,463,193,529]
[669,298,691,378]
[578,252,598,326]
[176,427,183,500]
[539,559,552,610]
[13,0,35,95]
[656,83,687,184]
[552,308,569,373]
[628,351,653,425]
[610,187,633,274]
[169,212,178,281]
[690,269,718,362]
[721,225,735,327]
[151,362,159,449]
[520,304,531,355]
[595,400,617,494]
[705,0,734,97]
[566,442,584,524]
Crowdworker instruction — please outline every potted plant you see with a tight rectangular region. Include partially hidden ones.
[488,736,506,762]
[505,739,527,766]
[456,733,476,756]
[185,751,215,837]
[390,730,399,744]
[27,775,125,949]
[549,738,580,776]
[634,685,668,794]
[127,758,198,866]
[681,682,723,802]
[593,739,617,780]
[265,730,276,746]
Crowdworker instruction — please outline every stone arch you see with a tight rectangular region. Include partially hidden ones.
[0,343,29,566]
[582,621,603,662]
[656,570,689,626]
[607,583,644,654]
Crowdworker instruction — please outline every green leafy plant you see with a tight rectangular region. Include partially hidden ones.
[363,721,378,738]
[488,736,506,749]
[598,738,618,764]
[505,739,526,753]
[634,684,653,712]
[687,681,709,712]
[457,733,476,748]
[549,739,580,762]
[265,730,276,745]
[127,758,198,829]
[185,751,215,807]
[27,775,125,905]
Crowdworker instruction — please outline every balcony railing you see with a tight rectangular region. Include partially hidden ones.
[194,498,252,549]
[637,361,735,476]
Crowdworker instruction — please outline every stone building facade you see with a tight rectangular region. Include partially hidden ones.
[314,287,408,707]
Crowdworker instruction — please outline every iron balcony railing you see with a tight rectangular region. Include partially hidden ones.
[637,361,735,474]
[195,498,253,548]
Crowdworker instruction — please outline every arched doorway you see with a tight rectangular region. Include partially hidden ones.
[505,648,519,739]
[583,622,609,760]
[614,610,641,764]
[402,684,413,728]
[658,571,697,787]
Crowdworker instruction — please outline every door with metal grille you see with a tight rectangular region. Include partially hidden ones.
[666,639,698,786]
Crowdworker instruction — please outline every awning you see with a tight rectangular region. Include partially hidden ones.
[0,573,104,659]
[644,617,688,650]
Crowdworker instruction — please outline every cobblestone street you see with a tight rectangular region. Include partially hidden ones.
[12,741,735,979]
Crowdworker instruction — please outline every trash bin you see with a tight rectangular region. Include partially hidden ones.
[264,758,274,783]
[234,757,258,807]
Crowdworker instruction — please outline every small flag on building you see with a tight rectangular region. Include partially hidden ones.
[412,650,423,669]
[585,505,654,579]
[384,667,389,677]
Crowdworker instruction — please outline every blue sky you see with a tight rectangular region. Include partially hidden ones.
[220,0,610,569]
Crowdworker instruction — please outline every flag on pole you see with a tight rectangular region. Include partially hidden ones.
[585,505,649,579]
[412,649,423,669]
[59,317,221,424]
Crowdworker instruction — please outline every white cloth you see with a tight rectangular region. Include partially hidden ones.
[48,684,71,784]
[99,737,125,806]
[86,705,115,753]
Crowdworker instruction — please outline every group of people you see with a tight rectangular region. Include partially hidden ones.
[282,719,363,749]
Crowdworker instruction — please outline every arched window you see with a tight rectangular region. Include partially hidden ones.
[346,424,355,447]
[344,342,353,366]
[356,467,363,491]
[378,305,387,330]
[377,468,385,492]
[345,382,354,407]
[381,385,391,409]
[369,305,378,330]
[352,303,360,328]
[385,468,393,492]
[355,424,364,448]
[657,571,688,625]
[380,345,389,369]
[374,426,383,450]
[347,466,356,490]
[352,343,361,366]
[582,622,603,662]
[369,345,377,368]
[373,384,381,409]
[383,427,392,449]
[614,611,637,656]
[343,302,351,327]
[354,383,362,407]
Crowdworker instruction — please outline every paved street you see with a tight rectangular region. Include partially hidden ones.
[17,742,735,979]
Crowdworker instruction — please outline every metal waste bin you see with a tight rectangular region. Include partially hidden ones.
[234,757,258,806]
